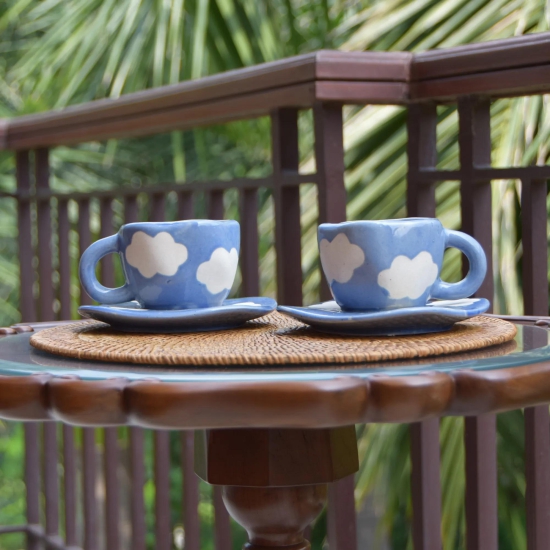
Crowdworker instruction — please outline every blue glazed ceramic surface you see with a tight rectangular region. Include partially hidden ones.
[277,298,490,336]
[79,220,240,310]
[78,297,276,333]
[318,218,486,311]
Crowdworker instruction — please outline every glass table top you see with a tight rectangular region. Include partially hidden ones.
[0,323,548,383]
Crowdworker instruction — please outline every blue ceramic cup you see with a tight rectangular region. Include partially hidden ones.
[318,218,486,311]
[79,220,240,310]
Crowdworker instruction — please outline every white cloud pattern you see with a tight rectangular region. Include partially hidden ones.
[125,231,188,278]
[320,233,365,284]
[196,247,239,295]
[377,251,438,300]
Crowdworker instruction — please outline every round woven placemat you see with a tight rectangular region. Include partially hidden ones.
[30,312,517,366]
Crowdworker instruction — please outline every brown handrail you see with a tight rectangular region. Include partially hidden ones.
[0,50,410,149]
[1,32,549,150]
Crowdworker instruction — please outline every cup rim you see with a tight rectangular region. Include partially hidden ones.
[120,219,239,230]
[319,217,441,230]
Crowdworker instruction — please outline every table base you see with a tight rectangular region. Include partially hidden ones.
[224,484,326,550]
[195,426,359,549]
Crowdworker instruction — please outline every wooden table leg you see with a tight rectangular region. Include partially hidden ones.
[195,426,358,550]
[223,484,326,550]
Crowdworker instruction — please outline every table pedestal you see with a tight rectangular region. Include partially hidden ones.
[195,426,358,550]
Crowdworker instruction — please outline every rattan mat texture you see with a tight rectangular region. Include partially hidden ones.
[30,312,517,366]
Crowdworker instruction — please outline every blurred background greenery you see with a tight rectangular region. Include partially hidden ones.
[0,0,549,548]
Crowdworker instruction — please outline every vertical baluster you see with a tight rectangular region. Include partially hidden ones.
[406,102,442,550]
[458,96,493,304]
[150,192,166,222]
[464,414,498,550]
[458,96,498,550]
[410,419,442,550]
[63,425,77,548]
[239,188,260,296]
[43,423,59,546]
[208,190,224,220]
[314,103,347,301]
[78,200,92,306]
[407,103,438,217]
[16,150,37,322]
[523,181,550,549]
[100,198,115,288]
[129,427,146,550]
[35,148,55,321]
[213,486,231,550]
[58,199,72,320]
[104,428,120,550]
[327,475,357,550]
[182,432,200,550]
[271,108,302,306]
[154,431,171,550]
[25,423,41,550]
[521,178,549,315]
[83,428,98,550]
[177,191,194,219]
[525,403,550,550]
[522,175,550,550]
[125,194,139,224]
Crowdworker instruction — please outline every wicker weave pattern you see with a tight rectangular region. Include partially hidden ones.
[29,312,517,367]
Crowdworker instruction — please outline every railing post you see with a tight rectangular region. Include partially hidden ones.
[129,427,146,550]
[239,188,260,296]
[100,198,115,289]
[407,102,437,217]
[154,431,171,550]
[16,150,37,322]
[522,174,550,550]
[314,103,347,301]
[78,199,92,306]
[19,149,41,550]
[208,190,224,220]
[24,423,40,550]
[271,108,302,306]
[182,431,200,550]
[62,425,77,548]
[104,428,120,550]
[525,402,550,550]
[83,428,98,550]
[43,423,59,547]
[57,199,72,320]
[177,191,194,219]
[407,101,443,550]
[327,475,357,550]
[521,178,549,316]
[410,419,442,550]
[35,148,55,321]
[464,414,498,550]
[458,96,498,550]
[521,175,550,550]
[458,96,493,305]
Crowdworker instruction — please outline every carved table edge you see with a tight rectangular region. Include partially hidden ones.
[0,318,548,427]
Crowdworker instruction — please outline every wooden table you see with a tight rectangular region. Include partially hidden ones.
[0,320,549,550]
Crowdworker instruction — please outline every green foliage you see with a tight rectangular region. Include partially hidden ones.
[0,0,549,549]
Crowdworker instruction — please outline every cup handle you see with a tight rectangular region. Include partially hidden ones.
[79,235,135,304]
[431,229,487,300]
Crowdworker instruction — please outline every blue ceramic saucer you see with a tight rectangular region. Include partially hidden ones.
[78,297,277,333]
[277,298,490,336]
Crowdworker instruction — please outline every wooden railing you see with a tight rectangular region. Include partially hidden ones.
[0,31,549,550]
